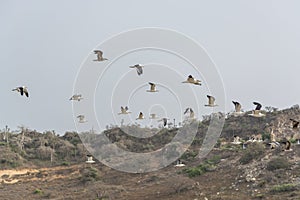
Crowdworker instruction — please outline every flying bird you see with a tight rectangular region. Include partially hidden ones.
[290,119,299,129]
[12,86,29,97]
[205,95,218,107]
[129,64,143,75]
[136,112,144,120]
[69,94,83,101]
[77,115,87,123]
[86,155,95,164]
[182,75,201,85]
[184,108,195,118]
[118,106,131,115]
[93,50,108,61]
[248,102,265,117]
[147,82,158,92]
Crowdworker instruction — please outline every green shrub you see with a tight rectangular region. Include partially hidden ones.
[183,156,220,177]
[239,142,265,164]
[266,157,291,171]
[33,188,43,194]
[270,184,297,193]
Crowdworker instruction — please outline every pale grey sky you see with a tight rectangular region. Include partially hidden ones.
[1,1,300,134]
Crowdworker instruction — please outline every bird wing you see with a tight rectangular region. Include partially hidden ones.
[253,102,262,110]
[125,106,129,111]
[149,82,155,91]
[23,87,29,97]
[232,101,241,112]
[139,112,143,118]
[136,66,143,75]
[184,108,190,114]
[163,118,167,126]
[207,95,215,105]
[121,106,125,112]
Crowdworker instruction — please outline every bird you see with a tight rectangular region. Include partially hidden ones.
[232,101,243,115]
[158,118,169,127]
[69,94,83,101]
[86,155,95,164]
[136,112,144,120]
[129,64,143,75]
[232,135,242,144]
[77,115,87,123]
[281,140,292,151]
[248,102,265,117]
[184,108,195,119]
[205,95,218,107]
[118,106,131,115]
[182,75,201,85]
[149,113,158,119]
[175,160,186,167]
[147,82,158,92]
[12,86,29,97]
[93,50,108,61]
[290,119,299,129]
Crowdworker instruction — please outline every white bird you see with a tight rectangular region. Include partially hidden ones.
[205,95,218,107]
[232,101,243,116]
[86,155,95,164]
[175,160,186,167]
[77,115,87,123]
[147,82,158,92]
[184,108,195,119]
[12,86,29,97]
[136,112,144,120]
[248,102,265,117]
[158,118,169,127]
[118,106,131,115]
[69,94,83,101]
[231,135,242,144]
[129,64,143,75]
[182,75,201,85]
[93,50,108,61]
[149,113,158,119]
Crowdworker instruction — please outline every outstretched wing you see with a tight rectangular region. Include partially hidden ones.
[253,102,262,110]
[184,108,190,114]
[207,95,215,105]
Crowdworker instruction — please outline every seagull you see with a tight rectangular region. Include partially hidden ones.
[158,118,169,127]
[93,50,108,61]
[205,95,218,107]
[136,112,144,120]
[232,135,242,144]
[248,102,265,117]
[149,113,158,119]
[118,106,131,115]
[175,160,186,167]
[182,75,201,85]
[129,64,143,75]
[290,119,299,129]
[147,82,158,92]
[77,115,87,123]
[86,155,95,164]
[232,101,243,115]
[12,86,29,97]
[69,94,83,101]
[184,108,195,119]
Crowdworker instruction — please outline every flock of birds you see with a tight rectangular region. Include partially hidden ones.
[11,50,299,164]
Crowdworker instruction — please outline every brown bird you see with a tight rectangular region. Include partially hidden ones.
[93,50,108,61]
[129,64,143,75]
[147,82,158,92]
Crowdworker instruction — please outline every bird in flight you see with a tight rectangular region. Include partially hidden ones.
[69,94,83,101]
[136,112,144,120]
[12,86,29,97]
[129,64,143,75]
[147,82,158,92]
[184,108,195,119]
[205,95,218,107]
[118,106,131,115]
[232,101,243,116]
[182,75,201,85]
[77,115,87,123]
[86,155,96,164]
[93,50,108,61]
[248,102,265,117]
[290,119,299,129]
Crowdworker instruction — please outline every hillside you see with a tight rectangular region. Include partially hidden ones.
[0,106,299,199]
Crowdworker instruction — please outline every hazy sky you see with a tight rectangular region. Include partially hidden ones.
[1,1,300,134]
